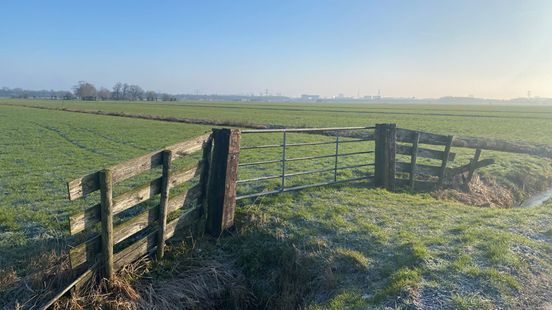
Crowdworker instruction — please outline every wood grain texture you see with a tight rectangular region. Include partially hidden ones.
[438,135,454,186]
[69,164,201,235]
[67,133,210,200]
[156,150,172,260]
[396,162,441,176]
[69,186,201,269]
[409,132,420,190]
[99,169,114,279]
[70,201,202,271]
[206,129,241,236]
[396,144,456,161]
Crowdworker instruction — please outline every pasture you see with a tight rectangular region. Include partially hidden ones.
[0,99,551,308]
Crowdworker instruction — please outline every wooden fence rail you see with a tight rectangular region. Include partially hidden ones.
[64,130,242,281]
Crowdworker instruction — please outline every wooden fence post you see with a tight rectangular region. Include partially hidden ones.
[99,169,114,280]
[206,129,241,236]
[438,135,454,186]
[156,150,172,260]
[199,136,213,217]
[409,132,420,190]
[375,124,396,191]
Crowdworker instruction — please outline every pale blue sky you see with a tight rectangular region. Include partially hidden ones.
[1,1,551,98]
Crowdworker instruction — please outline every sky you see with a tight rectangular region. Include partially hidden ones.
[1,0,551,99]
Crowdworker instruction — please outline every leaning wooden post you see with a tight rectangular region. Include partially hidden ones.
[99,169,114,280]
[438,135,454,186]
[375,123,396,191]
[156,150,173,260]
[463,148,482,191]
[409,132,420,190]
[206,128,241,236]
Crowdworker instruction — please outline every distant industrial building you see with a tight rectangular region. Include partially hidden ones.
[300,94,320,101]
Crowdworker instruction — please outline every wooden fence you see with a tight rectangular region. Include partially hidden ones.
[65,129,240,281]
[374,123,552,192]
[57,123,552,306]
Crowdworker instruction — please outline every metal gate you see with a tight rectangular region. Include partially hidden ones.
[236,126,376,200]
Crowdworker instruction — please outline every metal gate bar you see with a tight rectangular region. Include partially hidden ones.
[237,126,376,201]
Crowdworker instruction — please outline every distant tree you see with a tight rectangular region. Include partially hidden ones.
[122,83,130,100]
[62,91,75,100]
[128,84,144,101]
[97,87,111,100]
[161,93,171,101]
[112,82,123,100]
[145,90,157,101]
[73,81,97,100]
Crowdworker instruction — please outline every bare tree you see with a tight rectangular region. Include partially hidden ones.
[112,82,122,100]
[73,81,97,100]
[145,90,157,101]
[122,83,130,100]
[128,85,144,101]
[97,87,111,100]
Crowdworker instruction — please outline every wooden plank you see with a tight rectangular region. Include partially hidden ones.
[396,144,456,161]
[69,203,100,235]
[447,158,494,176]
[397,128,552,158]
[69,235,101,270]
[165,206,202,240]
[409,133,420,190]
[113,231,157,271]
[69,164,201,235]
[157,150,172,260]
[452,135,552,158]
[112,178,162,215]
[99,169,114,279]
[112,206,202,271]
[206,129,241,236]
[67,133,210,200]
[396,162,441,176]
[396,128,450,145]
[67,173,100,202]
[69,187,201,269]
[438,135,454,186]
[466,149,482,184]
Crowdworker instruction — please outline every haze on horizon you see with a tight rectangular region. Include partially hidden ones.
[1,0,551,99]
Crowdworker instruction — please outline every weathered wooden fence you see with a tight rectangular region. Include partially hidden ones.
[53,123,552,308]
[65,129,241,282]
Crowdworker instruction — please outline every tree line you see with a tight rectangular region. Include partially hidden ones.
[73,81,176,101]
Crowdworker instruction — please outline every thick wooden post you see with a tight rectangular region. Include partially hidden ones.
[199,136,213,216]
[206,129,240,236]
[99,169,114,280]
[156,150,172,260]
[375,124,396,191]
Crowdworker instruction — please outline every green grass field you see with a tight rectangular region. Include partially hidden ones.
[0,99,551,308]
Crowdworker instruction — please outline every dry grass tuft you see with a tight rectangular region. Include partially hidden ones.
[434,174,515,208]
[134,257,251,309]
[1,250,71,309]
